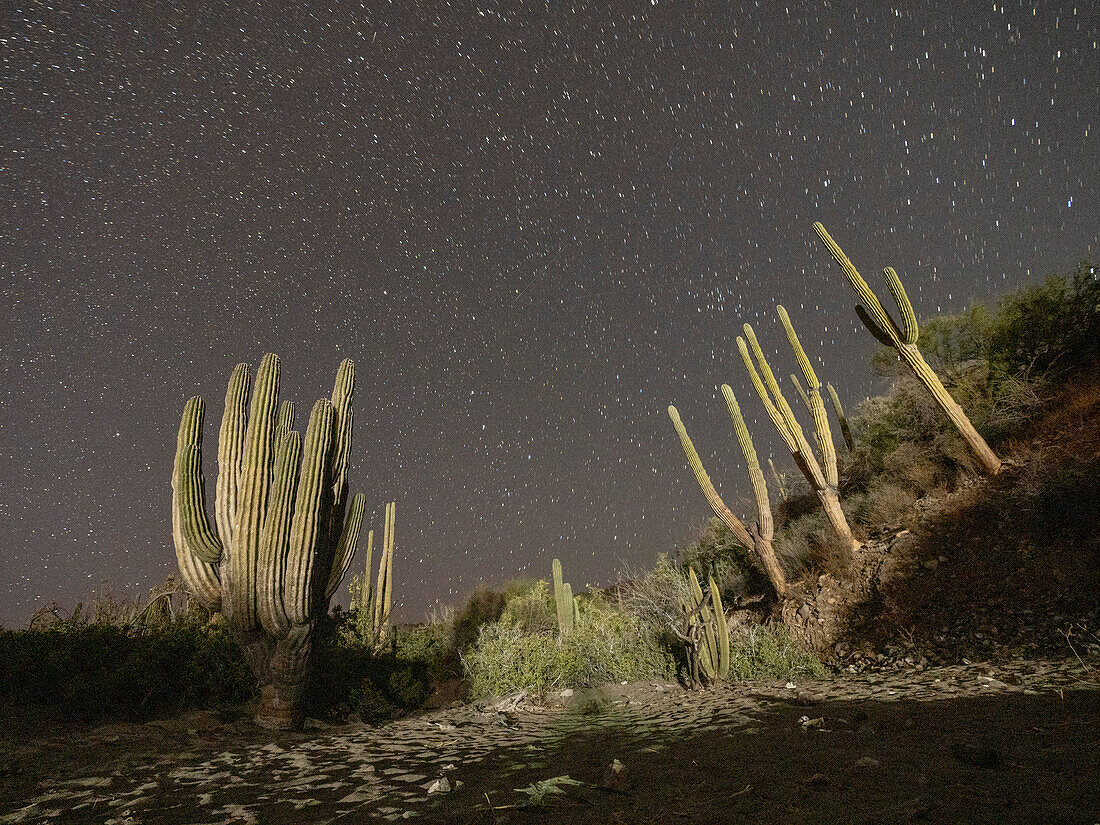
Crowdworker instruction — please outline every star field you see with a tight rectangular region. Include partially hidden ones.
[2,1,1097,626]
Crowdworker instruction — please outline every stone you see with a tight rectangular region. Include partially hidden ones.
[601,759,630,792]
[426,777,451,795]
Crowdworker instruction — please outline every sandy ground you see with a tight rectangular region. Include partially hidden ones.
[1,658,1097,824]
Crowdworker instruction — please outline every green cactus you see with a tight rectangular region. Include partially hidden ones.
[371,501,396,644]
[826,382,855,452]
[813,222,1001,474]
[738,314,859,550]
[768,457,787,500]
[684,568,729,683]
[552,558,575,635]
[172,354,365,729]
[668,401,787,598]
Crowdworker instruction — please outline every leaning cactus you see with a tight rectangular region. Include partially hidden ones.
[552,558,574,636]
[669,400,788,598]
[813,222,1001,474]
[172,354,365,730]
[738,312,859,551]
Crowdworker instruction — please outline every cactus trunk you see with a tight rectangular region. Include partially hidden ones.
[813,222,1001,475]
[171,355,366,730]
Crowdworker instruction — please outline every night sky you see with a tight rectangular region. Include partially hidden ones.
[2,2,1097,627]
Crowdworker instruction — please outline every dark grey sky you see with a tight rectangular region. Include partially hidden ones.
[2,1,1097,627]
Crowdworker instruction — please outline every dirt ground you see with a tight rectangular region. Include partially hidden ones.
[2,658,1097,824]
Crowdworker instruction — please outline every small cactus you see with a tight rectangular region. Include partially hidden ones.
[813,222,1001,474]
[371,501,396,644]
[552,558,575,636]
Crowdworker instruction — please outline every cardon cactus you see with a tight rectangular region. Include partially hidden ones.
[371,501,396,645]
[682,567,730,683]
[813,222,1001,474]
[826,383,855,452]
[172,354,365,729]
[552,558,574,635]
[668,398,787,598]
[738,313,859,551]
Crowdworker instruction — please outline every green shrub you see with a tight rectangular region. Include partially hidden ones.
[451,585,508,653]
[499,580,557,635]
[465,599,673,698]
[727,624,826,681]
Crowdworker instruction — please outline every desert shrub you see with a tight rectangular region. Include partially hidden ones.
[773,511,854,578]
[989,262,1100,382]
[727,624,827,681]
[451,585,508,653]
[499,580,557,635]
[395,607,457,683]
[0,618,255,723]
[465,599,673,698]
[677,517,769,601]
[856,480,919,528]
[616,554,693,641]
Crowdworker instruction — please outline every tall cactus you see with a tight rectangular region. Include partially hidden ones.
[669,394,788,598]
[738,313,859,550]
[172,354,365,730]
[813,222,1001,475]
[552,558,574,636]
[371,501,396,644]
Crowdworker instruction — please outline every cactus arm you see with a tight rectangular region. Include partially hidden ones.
[325,493,365,602]
[814,222,1001,475]
[381,501,395,630]
[257,430,302,635]
[372,506,389,634]
[276,400,296,437]
[827,383,856,452]
[172,396,222,607]
[228,353,280,628]
[736,337,798,453]
[708,574,730,680]
[813,222,905,344]
[358,529,375,614]
[667,406,754,549]
[552,558,569,634]
[215,364,250,548]
[688,568,718,680]
[327,360,355,550]
[778,306,839,488]
[884,267,919,345]
[854,304,897,347]
[562,582,574,634]
[173,397,223,565]
[742,323,808,447]
[721,385,772,539]
[282,399,335,626]
[790,373,812,413]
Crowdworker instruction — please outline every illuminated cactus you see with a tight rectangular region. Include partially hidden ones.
[172,354,366,730]
[826,383,855,452]
[768,457,787,500]
[552,558,575,635]
[813,222,1001,474]
[738,313,859,550]
[371,501,396,644]
[684,568,730,682]
[669,396,788,598]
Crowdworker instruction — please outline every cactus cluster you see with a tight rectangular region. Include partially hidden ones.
[738,309,859,551]
[551,558,575,636]
[354,501,396,647]
[813,222,1002,475]
[669,390,788,598]
[680,568,729,684]
[172,354,365,729]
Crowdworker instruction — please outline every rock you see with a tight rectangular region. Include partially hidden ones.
[427,777,452,794]
[601,759,630,792]
[852,756,880,769]
[923,559,939,570]
[559,688,574,698]
[796,690,819,705]
[798,603,813,620]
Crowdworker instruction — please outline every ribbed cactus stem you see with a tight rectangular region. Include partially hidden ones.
[708,574,730,680]
[171,354,366,729]
[552,558,572,636]
[562,582,575,634]
[778,306,839,489]
[688,568,718,680]
[813,222,1001,475]
[667,406,753,550]
[722,386,787,596]
[739,322,857,550]
[790,373,812,413]
[372,500,395,640]
[827,383,855,452]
